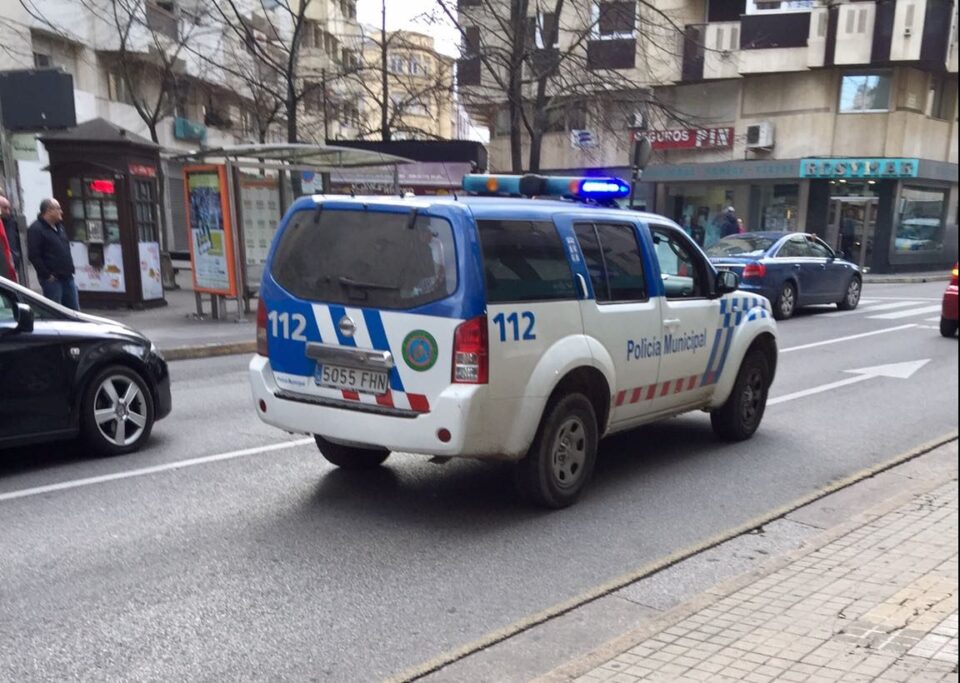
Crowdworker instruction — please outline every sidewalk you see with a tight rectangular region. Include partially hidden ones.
[537,443,959,683]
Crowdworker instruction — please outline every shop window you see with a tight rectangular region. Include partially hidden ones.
[894,186,946,254]
[839,72,892,113]
[133,179,160,244]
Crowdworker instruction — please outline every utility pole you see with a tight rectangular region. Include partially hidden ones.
[380,0,390,142]
[322,68,330,141]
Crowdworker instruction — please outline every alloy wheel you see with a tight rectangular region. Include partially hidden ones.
[93,375,148,447]
[780,286,795,318]
[551,416,587,489]
[740,366,766,426]
[846,279,861,307]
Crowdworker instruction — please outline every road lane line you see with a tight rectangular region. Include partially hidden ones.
[390,433,958,683]
[868,304,943,320]
[780,324,917,353]
[0,438,314,503]
[860,296,942,302]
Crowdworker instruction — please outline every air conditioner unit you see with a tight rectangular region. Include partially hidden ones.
[745,121,774,149]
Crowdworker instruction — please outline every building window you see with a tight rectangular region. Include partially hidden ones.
[927,74,957,121]
[146,1,178,40]
[895,186,947,254]
[108,69,135,106]
[33,51,52,68]
[592,1,636,40]
[839,72,892,113]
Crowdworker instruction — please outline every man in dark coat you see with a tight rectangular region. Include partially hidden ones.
[27,197,79,310]
[719,206,740,239]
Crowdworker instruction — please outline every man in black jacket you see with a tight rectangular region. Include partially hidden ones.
[27,197,79,310]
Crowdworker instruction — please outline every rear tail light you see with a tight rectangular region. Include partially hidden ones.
[452,315,488,384]
[951,263,958,286]
[742,262,767,279]
[256,300,269,356]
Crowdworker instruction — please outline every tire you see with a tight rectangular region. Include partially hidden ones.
[81,365,155,456]
[711,351,771,442]
[515,393,598,509]
[836,276,862,311]
[940,317,958,338]
[773,281,797,320]
[314,435,390,469]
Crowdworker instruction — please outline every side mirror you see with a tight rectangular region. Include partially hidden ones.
[715,270,740,295]
[15,303,34,334]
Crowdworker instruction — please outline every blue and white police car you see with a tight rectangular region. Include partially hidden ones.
[249,174,778,508]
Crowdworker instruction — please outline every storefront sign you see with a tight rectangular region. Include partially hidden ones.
[10,133,38,161]
[800,158,919,179]
[184,165,238,297]
[642,159,800,182]
[649,127,734,151]
[129,163,157,178]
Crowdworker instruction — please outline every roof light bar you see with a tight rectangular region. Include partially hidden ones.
[462,174,630,203]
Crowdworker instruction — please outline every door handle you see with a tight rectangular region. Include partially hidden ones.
[793,264,801,269]
[663,318,681,329]
[576,273,589,299]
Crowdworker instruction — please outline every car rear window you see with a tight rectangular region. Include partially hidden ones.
[477,220,576,303]
[705,235,777,257]
[270,208,457,308]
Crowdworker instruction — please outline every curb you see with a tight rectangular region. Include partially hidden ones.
[161,341,256,361]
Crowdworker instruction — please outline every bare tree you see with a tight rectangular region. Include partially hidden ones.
[437,0,695,172]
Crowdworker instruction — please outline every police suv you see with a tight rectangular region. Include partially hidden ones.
[249,175,778,508]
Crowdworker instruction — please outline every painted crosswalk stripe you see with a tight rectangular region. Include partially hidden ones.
[868,304,943,320]
[926,316,941,322]
[823,300,921,317]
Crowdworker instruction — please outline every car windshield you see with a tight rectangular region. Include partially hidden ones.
[705,235,778,258]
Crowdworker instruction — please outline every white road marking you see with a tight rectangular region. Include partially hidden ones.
[780,324,917,353]
[768,359,930,406]
[868,305,943,320]
[0,438,314,504]
[926,317,941,322]
[821,301,921,317]
[860,296,942,302]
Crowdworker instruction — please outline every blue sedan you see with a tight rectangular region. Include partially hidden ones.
[706,232,862,320]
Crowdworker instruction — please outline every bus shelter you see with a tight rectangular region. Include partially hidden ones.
[169,143,411,318]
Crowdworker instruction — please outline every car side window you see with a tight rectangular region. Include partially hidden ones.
[806,236,833,259]
[0,290,16,323]
[777,238,806,258]
[650,225,705,299]
[573,222,647,303]
[477,220,577,303]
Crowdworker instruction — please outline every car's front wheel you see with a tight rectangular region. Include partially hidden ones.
[711,350,771,441]
[81,365,155,456]
[836,276,862,311]
[314,435,390,469]
[940,317,958,338]
[515,393,598,509]
[774,282,797,320]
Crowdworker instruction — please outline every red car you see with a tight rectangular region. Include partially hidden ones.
[941,263,958,338]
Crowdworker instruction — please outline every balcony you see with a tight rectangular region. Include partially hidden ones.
[586,38,636,71]
[739,10,825,74]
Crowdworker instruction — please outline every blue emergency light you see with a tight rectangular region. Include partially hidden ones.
[462,174,630,203]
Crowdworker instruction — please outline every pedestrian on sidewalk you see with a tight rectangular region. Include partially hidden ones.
[720,206,739,238]
[0,195,23,279]
[0,216,17,282]
[27,197,79,310]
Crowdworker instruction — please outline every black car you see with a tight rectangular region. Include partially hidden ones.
[0,276,171,455]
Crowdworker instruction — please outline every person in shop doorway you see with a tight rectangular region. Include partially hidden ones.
[0,195,23,279]
[737,217,746,234]
[28,198,79,311]
[720,206,740,238]
[839,208,858,260]
[690,215,705,246]
[0,214,17,282]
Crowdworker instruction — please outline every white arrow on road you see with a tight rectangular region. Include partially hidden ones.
[768,359,930,406]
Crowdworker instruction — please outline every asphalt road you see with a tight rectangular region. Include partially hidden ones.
[1,281,956,681]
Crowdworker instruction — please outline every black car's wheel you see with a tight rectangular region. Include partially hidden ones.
[836,276,862,311]
[515,393,598,509]
[314,435,390,469]
[81,365,155,456]
[711,351,771,441]
[940,317,958,338]
[774,282,797,320]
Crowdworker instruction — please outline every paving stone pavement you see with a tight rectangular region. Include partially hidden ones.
[539,479,958,683]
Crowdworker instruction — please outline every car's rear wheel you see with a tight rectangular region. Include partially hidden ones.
[711,351,771,441]
[836,276,862,311]
[515,393,598,509]
[81,365,155,456]
[314,435,390,469]
[940,317,958,338]
[774,282,797,320]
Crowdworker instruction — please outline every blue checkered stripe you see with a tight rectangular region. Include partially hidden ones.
[701,296,770,387]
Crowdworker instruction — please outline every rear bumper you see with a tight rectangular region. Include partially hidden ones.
[943,285,958,321]
[248,355,520,459]
[737,281,778,303]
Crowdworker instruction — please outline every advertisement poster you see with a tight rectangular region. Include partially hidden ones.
[185,166,237,296]
[71,242,126,293]
[239,175,280,289]
[139,242,164,300]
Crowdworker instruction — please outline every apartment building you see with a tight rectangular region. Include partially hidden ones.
[357,30,455,141]
[457,0,959,273]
